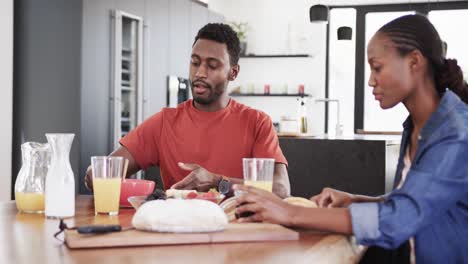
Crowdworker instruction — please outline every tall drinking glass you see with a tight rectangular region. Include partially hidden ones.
[242,158,275,192]
[236,158,275,219]
[91,156,124,216]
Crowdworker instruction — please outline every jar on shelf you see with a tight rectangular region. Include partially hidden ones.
[264,84,270,95]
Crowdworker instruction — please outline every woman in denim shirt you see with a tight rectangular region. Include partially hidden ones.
[234,14,468,264]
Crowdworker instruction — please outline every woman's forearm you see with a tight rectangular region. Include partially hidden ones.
[289,206,353,235]
[353,194,386,203]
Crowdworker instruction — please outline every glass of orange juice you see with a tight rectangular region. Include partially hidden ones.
[91,156,124,216]
[242,158,275,192]
[235,158,275,219]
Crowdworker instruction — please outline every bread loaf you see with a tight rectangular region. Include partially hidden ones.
[132,199,228,233]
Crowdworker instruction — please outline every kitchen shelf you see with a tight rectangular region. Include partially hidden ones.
[121,86,134,92]
[122,56,132,62]
[230,93,311,97]
[240,54,311,58]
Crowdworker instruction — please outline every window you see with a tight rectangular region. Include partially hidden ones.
[349,1,468,133]
[363,11,413,132]
[328,8,356,136]
[429,10,468,81]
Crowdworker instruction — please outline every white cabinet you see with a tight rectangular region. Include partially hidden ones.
[111,10,144,149]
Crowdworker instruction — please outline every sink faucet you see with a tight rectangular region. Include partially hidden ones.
[315,98,343,137]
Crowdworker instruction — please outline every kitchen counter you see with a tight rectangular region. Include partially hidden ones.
[0,196,365,264]
[279,134,401,198]
[280,133,401,144]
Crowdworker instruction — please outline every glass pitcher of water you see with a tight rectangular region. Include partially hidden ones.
[14,142,51,213]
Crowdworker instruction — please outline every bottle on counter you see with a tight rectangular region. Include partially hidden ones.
[45,133,75,219]
[299,97,308,134]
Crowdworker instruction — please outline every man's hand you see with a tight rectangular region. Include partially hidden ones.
[84,165,93,191]
[309,187,355,208]
[171,162,220,192]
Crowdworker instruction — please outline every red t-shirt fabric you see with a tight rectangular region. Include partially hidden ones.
[120,99,287,189]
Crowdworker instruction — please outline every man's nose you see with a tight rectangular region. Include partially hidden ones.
[195,64,208,78]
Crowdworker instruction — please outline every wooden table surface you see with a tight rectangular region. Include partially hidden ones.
[0,195,365,264]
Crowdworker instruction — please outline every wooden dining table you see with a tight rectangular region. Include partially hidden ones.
[0,195,365,264]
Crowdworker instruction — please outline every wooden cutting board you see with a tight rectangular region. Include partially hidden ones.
[65,223,299,249]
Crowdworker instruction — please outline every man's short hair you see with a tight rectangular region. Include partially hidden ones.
[193,23,240,66]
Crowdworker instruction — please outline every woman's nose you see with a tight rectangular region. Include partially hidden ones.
[368,74,376,87]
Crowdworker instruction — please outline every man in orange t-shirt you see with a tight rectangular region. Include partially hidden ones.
[85,23,290,197]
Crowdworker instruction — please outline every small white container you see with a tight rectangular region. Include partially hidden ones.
[279,116,299,135]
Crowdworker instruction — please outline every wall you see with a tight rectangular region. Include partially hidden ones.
[0,0,13,201]
[12,0,223,195]
[228,57,325,136]
[13,0,82,196]
[209,0,327,135]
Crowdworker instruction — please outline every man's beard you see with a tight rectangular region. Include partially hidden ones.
[193,95,215,105]
[191,80,223,105]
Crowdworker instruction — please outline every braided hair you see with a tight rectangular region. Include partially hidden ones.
[377,14,468,103]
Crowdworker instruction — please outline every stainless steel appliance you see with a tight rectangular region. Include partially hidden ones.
[167,75,190,107]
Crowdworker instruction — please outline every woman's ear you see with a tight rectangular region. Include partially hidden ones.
[228,65,240,81]
[408,49,426,73]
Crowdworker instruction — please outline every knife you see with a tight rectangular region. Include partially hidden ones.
[77,225,122,234]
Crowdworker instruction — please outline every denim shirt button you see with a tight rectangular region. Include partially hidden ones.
[418,134,422,140]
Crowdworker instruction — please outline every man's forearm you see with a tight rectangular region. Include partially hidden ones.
[273,182,290,198]
[273,163,290,198]
[109,146,140,177]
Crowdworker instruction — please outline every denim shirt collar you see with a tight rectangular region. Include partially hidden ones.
[394,90,462,188]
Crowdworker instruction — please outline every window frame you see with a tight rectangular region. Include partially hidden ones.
[327,1,468,132]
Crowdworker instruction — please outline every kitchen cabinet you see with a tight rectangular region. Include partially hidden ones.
[169,0,191,78]
[13,0,82,197]
[190,0,208,45]
[279,135,400,197]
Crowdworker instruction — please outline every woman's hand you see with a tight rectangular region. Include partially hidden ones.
[310,187,355,208]
[234,184,297,226]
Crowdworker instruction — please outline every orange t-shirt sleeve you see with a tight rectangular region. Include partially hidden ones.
[252,113,288,166]
[119,112,162,170]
